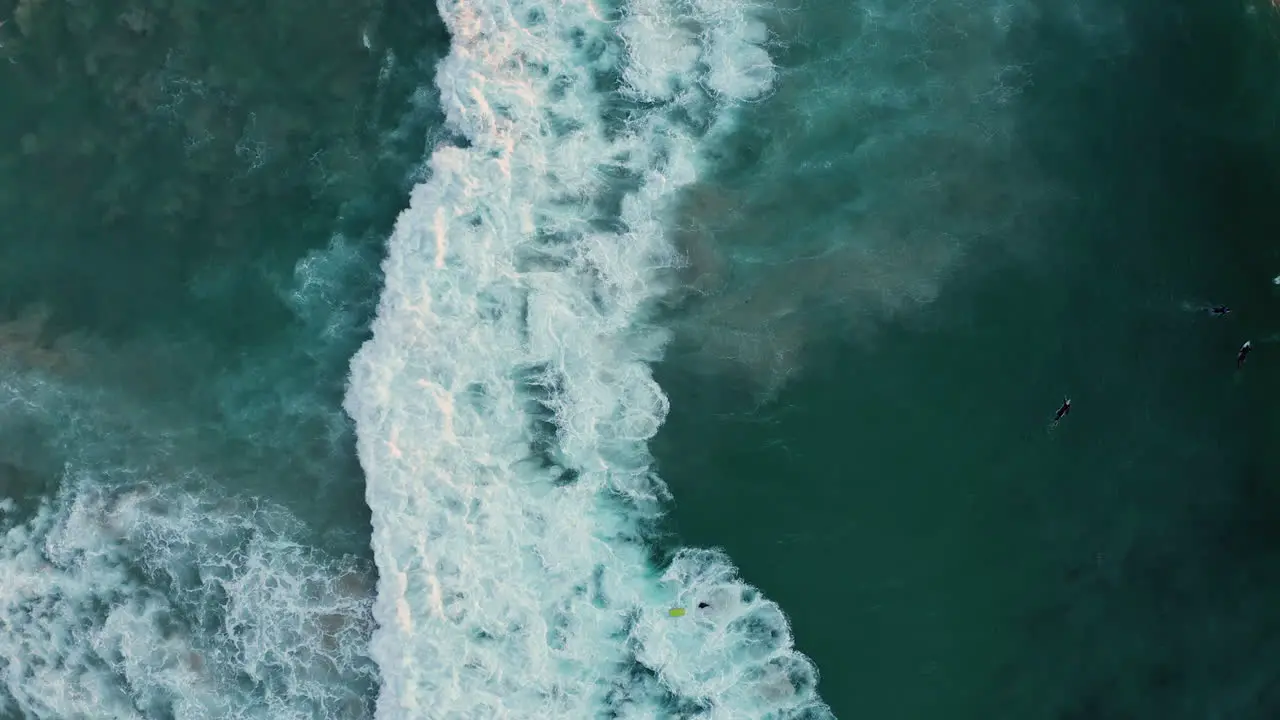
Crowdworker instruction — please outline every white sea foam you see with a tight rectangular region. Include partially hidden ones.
[345,0,831,716]
[0,480,376,720]
[0,317,379,718]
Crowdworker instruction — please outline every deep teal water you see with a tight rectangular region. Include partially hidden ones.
[4,0,1280,716]
[654,0,1280,717]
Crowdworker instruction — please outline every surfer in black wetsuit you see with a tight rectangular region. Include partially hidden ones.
[1210,305,1230,317]
[1238,341,1253,369]
[1052,398,1071,426]
[697,602,710,609]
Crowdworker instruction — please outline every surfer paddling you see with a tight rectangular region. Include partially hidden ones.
[1210,305,1231,317]
[1238,341,1253,370]
[1051,398,1071,428]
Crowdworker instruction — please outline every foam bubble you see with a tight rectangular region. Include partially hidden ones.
[346,0,831,716]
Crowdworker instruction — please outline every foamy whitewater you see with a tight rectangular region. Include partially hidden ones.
[0,361,378,719]
[344,0,831,716]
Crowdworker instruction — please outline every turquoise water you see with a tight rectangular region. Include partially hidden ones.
[3,0,1280,717]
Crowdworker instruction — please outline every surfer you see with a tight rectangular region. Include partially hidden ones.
[1210,305,1231,317]
[669,601,711,617]
[1238,340,1253,369]
[1051,398,1071,426]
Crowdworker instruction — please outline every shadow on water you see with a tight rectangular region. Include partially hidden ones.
[652,0,1280,717]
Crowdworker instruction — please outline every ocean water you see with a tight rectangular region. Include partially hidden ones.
[656,0,1280,718]
[0,0,449,715]
[4,0,1280,718]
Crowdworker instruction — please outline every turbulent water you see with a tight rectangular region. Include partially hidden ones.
[3,0,1280,717]
[0,0,444,715]
[343,0,832,715]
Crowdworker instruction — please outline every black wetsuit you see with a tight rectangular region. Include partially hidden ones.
[1053,399,1071,423]
[1238,341,1252,369]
